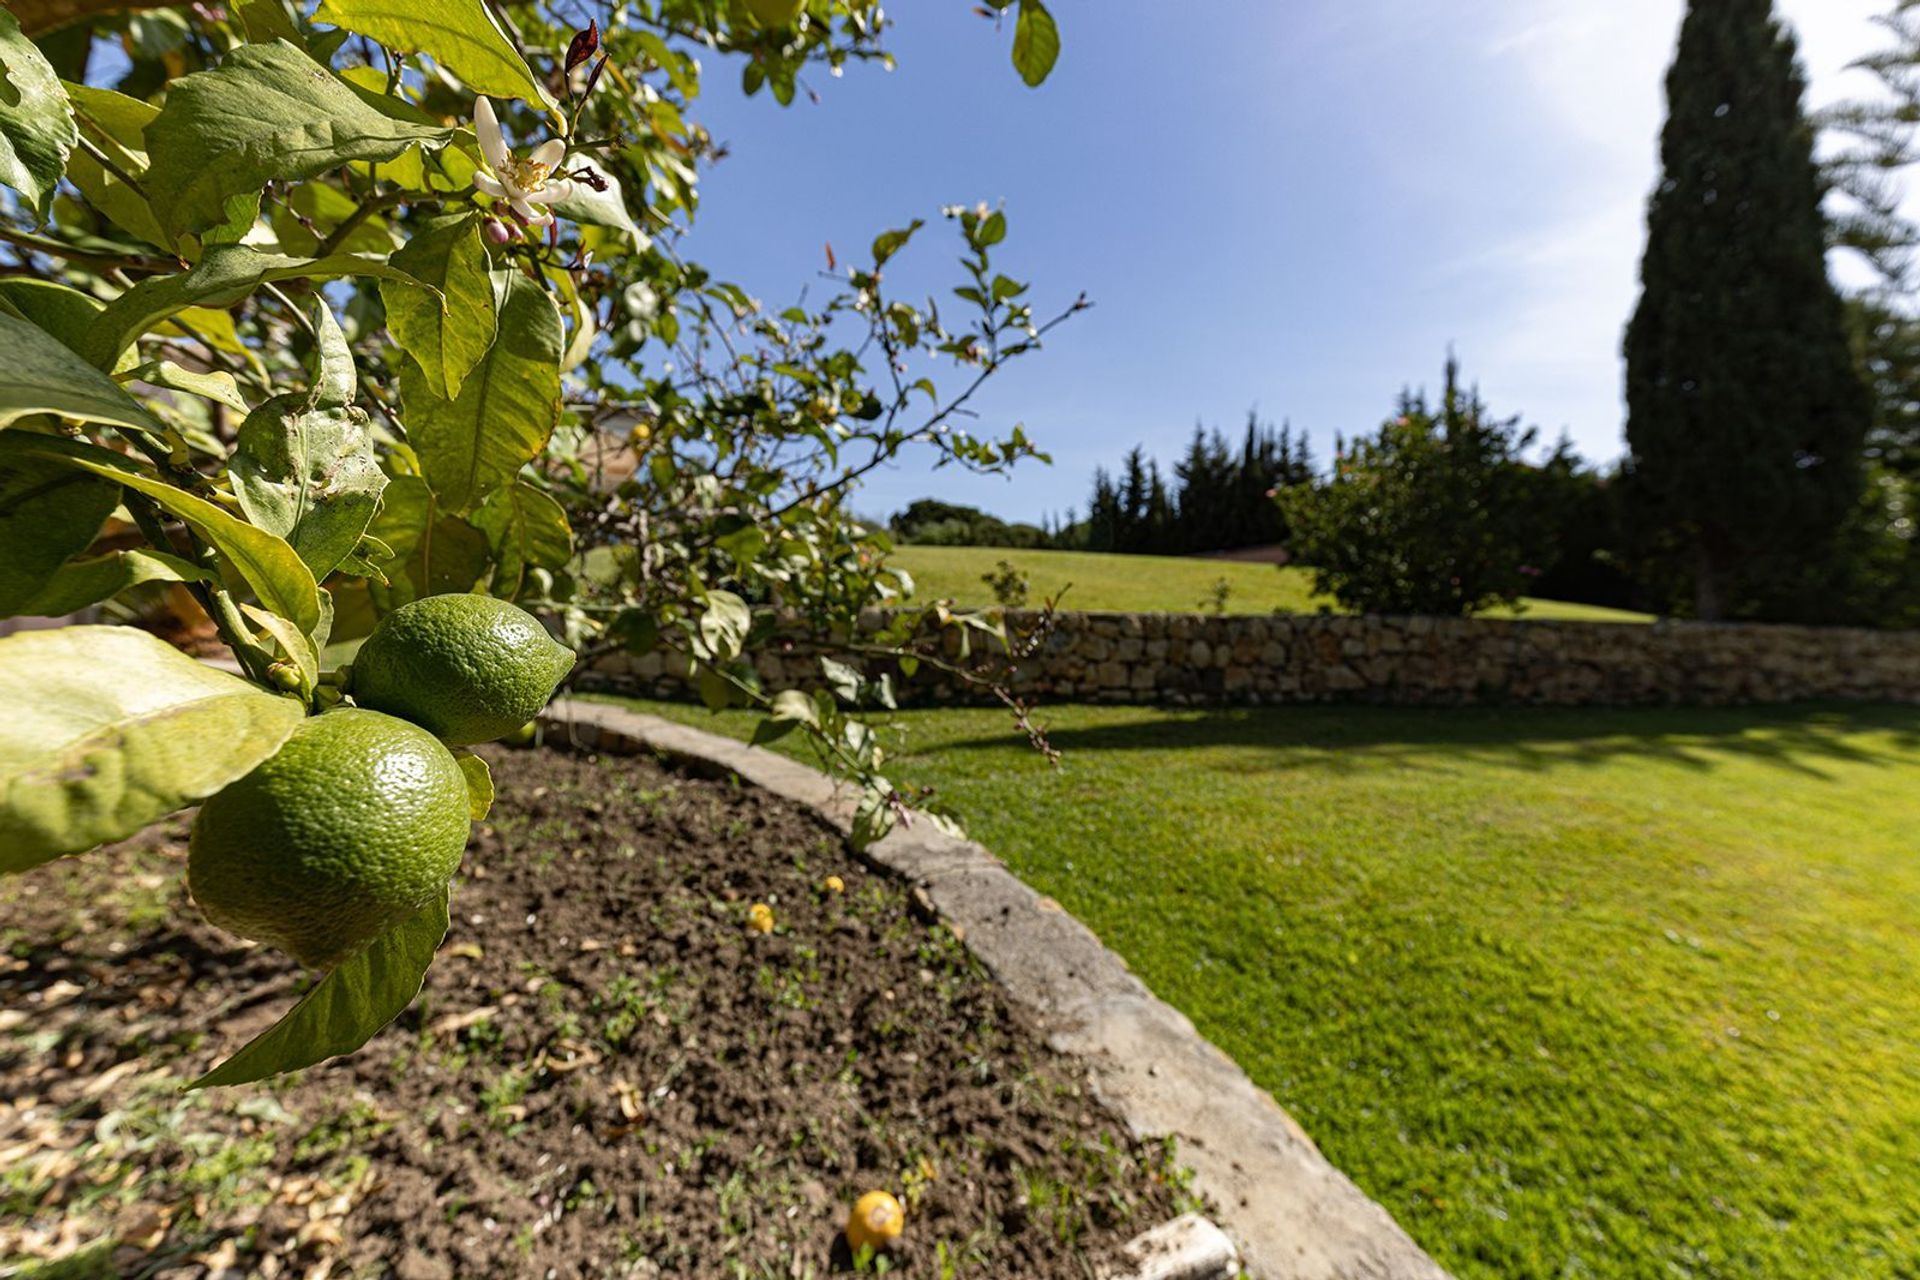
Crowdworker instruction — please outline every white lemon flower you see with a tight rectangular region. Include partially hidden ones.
[473,97,573,228]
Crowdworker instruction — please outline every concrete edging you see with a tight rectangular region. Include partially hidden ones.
[541,699,1452,1280]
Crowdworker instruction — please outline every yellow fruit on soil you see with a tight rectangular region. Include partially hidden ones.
[845,1190,905,1252]
[188,709,472,970]
[747,903,776,934]
[351,594,575,746]
[745,0,806,28]
[822,875,845,895]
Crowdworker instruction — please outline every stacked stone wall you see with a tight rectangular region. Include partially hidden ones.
[584,611,1920,707]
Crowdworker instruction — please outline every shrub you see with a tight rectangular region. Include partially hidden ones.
[1278,357,1562,617]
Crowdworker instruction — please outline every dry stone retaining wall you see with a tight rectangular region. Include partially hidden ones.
[585,611,1920,708]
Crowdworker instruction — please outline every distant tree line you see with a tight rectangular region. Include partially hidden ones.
[887,499,1055,549]
[1082,418,1314,555]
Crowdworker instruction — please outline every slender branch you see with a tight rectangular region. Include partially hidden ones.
[315,189,410,256]
[73,134,149,198]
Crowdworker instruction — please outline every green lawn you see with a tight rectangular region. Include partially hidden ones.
[887,545,1653,623]
[611,696,1920,1279]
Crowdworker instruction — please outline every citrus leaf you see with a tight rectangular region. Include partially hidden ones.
[1011,0,1061,88]
[0,9,77,219]
[0,277,105,354]
[404,272,562,513]
[548,160,640,237]
[61,81,168,250]
[85,244,436,371]
[123,361,251,413]
[230,300,386,581]
[697,590,752,662]
[242,603,320,693]
[0,626,305,871]
[0,437,120,617]
[15,549,210,618]
[381,214,498,400]
[143,39,450,241]
[871,220,923,268]
[471,480,572,599]
[22,436,324,637]
[0,312,166,434]
[769,688,819,727]
[313,0,553,111]
[453,750,493,820]
[189,885,450,1088]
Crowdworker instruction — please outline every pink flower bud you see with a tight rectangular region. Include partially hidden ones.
[483,218,513,245]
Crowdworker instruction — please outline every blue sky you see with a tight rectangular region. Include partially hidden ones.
[679,0,1902,525]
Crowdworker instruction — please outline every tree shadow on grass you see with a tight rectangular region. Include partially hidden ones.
[921,701,1920,782]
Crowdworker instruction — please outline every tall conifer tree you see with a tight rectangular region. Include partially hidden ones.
[1624,0,1870,619]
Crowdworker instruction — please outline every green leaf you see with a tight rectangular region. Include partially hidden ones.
[697,664,736,711]
[242,603,320,693]
[0,277,105,354]
[124,361,250,413]
[0,9,77,218]
[230,300,386,581]
[23,437,324,637]
[0,312,165,434]
[190,885,450,1088]
[313,0,553,111]
[363,473,435,563]
[381,214,498,400]
[15,549,210,618]
[61,81,169,250]
[238,0,305,44]
[769,688,819,728]
[363,477,490,606]
[86,244,434,371]
[471,481,572,599]
[549,160,641,237]
[0,626,305,872]
[143,40,449,241]
[1011,0,1061,88]
[698,590,752,662]
[849,781,897,851]
[453,750,493,820]
[871,220,924,268]
[0,439,121,617]
[404,272,562,513]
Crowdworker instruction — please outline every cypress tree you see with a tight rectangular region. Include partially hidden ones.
[1624,0,1870,620]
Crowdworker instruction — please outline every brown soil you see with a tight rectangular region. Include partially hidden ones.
[0,745,1193,1279]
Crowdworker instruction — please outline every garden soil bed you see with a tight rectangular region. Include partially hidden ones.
[0,744,1195,1279]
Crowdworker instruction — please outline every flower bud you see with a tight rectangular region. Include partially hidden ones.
[483,218,514,245]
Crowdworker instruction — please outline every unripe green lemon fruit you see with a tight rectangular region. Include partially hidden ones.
[745,0,805,28]
[351,594,576,746]
[188,709,471,970]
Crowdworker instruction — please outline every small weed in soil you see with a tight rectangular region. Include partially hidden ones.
[0,746,1198,1278]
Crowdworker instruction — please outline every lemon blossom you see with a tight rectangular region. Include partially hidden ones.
[473,97,573,227]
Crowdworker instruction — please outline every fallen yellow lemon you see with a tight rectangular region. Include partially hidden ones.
[747,903,775,934]
[823,875,845,894]
[845,1190,905,1252]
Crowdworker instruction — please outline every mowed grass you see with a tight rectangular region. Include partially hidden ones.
[888,545,1652,623]
[611,696,1920,1279]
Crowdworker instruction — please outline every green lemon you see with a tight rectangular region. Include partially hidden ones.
[350,594,575,746]
[189,709,472,970]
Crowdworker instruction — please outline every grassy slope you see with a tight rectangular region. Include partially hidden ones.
[612,696,1920,1279]
[888,545,1652,623]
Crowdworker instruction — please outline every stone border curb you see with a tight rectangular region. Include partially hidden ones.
[542,699,1452,1280]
